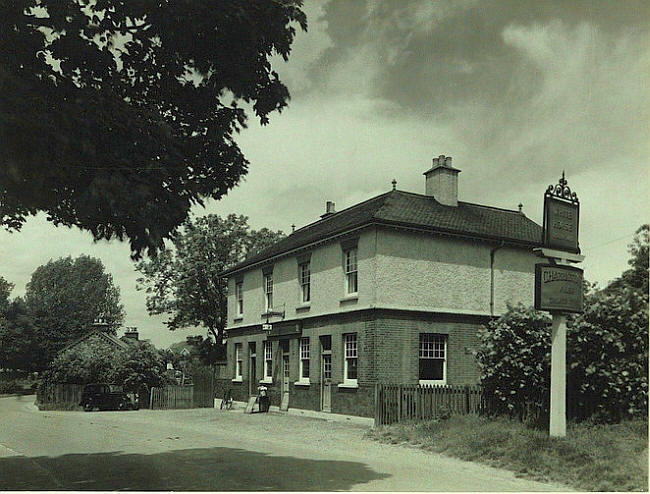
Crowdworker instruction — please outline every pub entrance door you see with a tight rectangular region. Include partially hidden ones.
[320,335,332,412]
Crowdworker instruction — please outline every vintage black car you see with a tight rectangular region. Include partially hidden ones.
[79,383,137,411]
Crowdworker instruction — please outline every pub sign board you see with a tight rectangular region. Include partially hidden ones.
[543,195,580,253]
[535,264,584,313]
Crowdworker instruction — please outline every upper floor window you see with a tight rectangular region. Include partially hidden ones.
[419,334,447,384]
[343,333,358,384]
[344,248,358,294]
[264,341,273,380]
[235,343,243,379]
[299,337,310,382]
[235,281,243,316]
[264,273,273,311]
[299,261,311,303]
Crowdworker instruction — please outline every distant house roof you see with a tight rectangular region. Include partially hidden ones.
[60,328,129,354]
[221,189,543,277]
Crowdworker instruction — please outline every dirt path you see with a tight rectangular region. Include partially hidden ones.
[0,395,571,491]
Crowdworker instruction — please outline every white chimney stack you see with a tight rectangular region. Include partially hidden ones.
[320,201,336,218]
[423,154,461,206]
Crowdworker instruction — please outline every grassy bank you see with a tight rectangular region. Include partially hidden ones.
[368,415,648,491]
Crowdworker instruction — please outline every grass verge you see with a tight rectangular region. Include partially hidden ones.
[367,415,648,491]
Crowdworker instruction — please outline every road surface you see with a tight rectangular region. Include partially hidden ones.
[0,395,570,491]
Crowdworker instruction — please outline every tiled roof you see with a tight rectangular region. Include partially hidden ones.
[221,190,542,276]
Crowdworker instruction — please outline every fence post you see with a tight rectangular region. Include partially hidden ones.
[150,387,155,409]
[397,385,402,422]
[374,383,379,427]
[465,386,471,414]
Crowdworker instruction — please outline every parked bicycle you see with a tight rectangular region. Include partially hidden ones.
[220,388,233,410]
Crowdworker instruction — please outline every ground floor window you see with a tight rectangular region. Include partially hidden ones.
[419,333,446,384]
[343,333,358,384]
[235,343,243,379]
[264,341,273,380]
[299,337,310,382]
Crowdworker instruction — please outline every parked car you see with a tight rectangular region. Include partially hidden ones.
[79,383,138,411]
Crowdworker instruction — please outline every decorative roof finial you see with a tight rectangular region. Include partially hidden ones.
[291,223,296,233]
[559,170,567,188]
[518,203,523,213]
[391,178,397,191]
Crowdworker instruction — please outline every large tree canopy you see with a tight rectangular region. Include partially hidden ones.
[0,1,307,258]
[25,255,125,359]
[135,214,284,351]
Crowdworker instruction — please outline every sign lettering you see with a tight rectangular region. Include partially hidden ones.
[535,264,584,313]
[543,196,579,253]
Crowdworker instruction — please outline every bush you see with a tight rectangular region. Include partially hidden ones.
[0,379,20,394]
[476,304,551,425]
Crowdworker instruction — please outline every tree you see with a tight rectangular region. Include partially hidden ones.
[135,214,284,358]
[0,298,48,371]
[1,1,307,258]
[0,276,13,315]
[25,255,125,360]
[111,342,167,393]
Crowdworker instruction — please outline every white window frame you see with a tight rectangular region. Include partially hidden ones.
[299,261,311,303]
[264,273,273,311]
[299,337,310,383]
[234,343,243,380]
[343,333,358,385]
[263,340,273,382]
[235,281,243,316]
[344,248,358,295]
[418,334,447,385]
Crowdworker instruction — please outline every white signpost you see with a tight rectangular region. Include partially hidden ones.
[534,173,584,438]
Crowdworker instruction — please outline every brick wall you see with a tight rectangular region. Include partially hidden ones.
[225,308,488,417]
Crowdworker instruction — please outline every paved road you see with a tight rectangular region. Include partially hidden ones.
[0,395,570,491]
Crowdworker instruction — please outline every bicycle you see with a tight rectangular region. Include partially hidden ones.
[220,388,233,410]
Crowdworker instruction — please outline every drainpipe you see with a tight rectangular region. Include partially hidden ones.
[490,242,505,316]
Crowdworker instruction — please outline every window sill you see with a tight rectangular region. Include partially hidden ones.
[294,381,310,387]
[231,378,243,383]
[339,294,358,303]
[295,303,311,311]
[259,378,273,384]
[337,382,358,389]
[418,380,447,386]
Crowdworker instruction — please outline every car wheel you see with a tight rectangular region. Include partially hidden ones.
[83,403,93,412]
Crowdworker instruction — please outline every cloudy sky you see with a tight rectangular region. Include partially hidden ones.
[1,0,647,348]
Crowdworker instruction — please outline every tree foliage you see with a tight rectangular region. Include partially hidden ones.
[477,224,649,424]
[0,276,13,315]
[135,214,284,357]
[0,298,48,371]
[25,255,125,359]
[111,342,167,392]
[1,0,307,258]
[45,338,166,392]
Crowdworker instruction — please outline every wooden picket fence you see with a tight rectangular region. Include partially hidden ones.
[150,370,215,410]
[150,386,193,409]
[37,382,85,408]
[375,383,483,426]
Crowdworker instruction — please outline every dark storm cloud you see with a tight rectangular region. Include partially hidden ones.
[310,0,648,118]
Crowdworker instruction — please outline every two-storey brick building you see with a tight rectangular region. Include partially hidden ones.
[219,155,542,417]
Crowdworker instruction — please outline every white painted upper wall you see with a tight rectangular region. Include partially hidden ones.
[226,225,537,328]
[375,229,536,315]
[227,228,378,328]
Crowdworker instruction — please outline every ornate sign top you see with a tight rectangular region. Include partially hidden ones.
[545,171,579,204]
[543,171,580,254]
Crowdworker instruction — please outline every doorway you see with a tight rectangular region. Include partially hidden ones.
[320,335,332,412]
[249,342,256,396]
